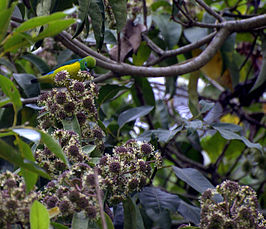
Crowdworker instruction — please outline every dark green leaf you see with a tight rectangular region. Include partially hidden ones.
[152,14,182,49]
[172,166,214,193]
[123,197,145,229]
[13,73,41,97]
[138,186,200,224]
[250,35,266,92]
[0,138,50,179]
[0,57,17,72]
[37,129,69,166]
[118,105,154,129]
[88,0,105,49]
[98,84,127,105]
[131,77,155,108]
[109,0,127,32]
[30,200,50,229]
[21,53,50,74]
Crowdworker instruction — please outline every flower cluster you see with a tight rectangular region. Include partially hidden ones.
[38,70,104,150]
[35,130,91,178]
[40,163,101,221]
[97,139,162,204]
[200,180,265,229]
[0,171,38,227]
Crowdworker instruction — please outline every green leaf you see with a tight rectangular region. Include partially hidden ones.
[188,71,200,117]
[123,197,145,229]
[172,166,214,193]
[88,0,105,49]
[118,105,154,129]
[33,18,75,41]
[30,200,50,229]
[0,2,16,42]
[137,127,182,143]
[82,145,96,156]
[13,73,41,97]
[152,14,182,49]
[0,57,17,72]
[138,186,200,225]
[132,41,151,66]
[131,78,155,108]
[71,211,89,229]
[36,129,69,166]
[21,53,50,74]
[0,98,11,108]
[15,136,38,192]
[0,138,50,178]
[98,84,127,105]
[0,74,22,121]
[109,0,127,32]
[73,0,91,38]
[212,125,262,152]
[250,35,266,92]
[184,27,208,44]
[50,222,69,229]
[62,115,82,138]
[15,12,67,33]
[96,212,115,229]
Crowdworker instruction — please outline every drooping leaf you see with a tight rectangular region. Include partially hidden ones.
[109,0,127,32]
[98,84,128,105]
[152,14,182,49]
[88,0,105,49]
[132,41,151,66]
[138,186,200,225]
[30,200,50,229]
[21,53,50,74]
[212,124,262,151]
[123,197,145,229]
[13,73,41,97]
[118,105,154,129]
[172,166,214,193]
[0,138,50,179]
[250,35,266,92]
[0,74,22,122]
[0,2,16,42]
[131,77,155,108]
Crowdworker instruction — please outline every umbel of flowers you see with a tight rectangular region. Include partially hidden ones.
[98,139,162,204]
[0,171,38,227]
[200,180,266,229]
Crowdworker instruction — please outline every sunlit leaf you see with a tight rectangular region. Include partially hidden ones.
[30,200,50,229]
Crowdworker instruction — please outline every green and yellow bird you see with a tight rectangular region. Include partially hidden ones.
[35,56,96,84]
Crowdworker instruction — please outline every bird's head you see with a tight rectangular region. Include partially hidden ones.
[80,56,96,71]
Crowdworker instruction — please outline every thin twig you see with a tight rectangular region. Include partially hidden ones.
[94,167,107,229]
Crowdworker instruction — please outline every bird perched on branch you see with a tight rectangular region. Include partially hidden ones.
[33,56,96,84]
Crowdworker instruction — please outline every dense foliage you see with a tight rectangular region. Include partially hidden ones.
[0,0,265,228]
